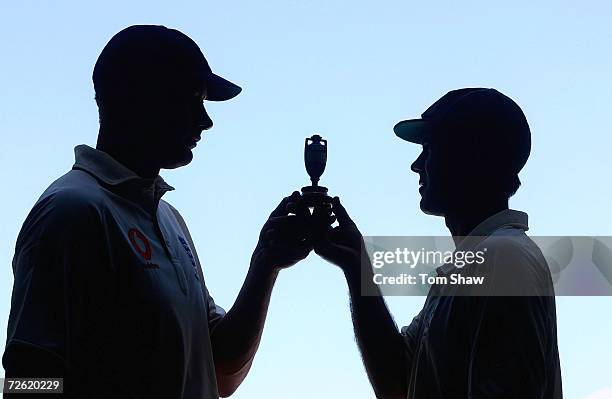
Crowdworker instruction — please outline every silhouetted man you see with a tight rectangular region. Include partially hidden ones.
[3,25,311,398]
[313,88,563,398]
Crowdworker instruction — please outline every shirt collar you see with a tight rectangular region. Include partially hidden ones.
[436,209,529,276]
[466,209,529,237]
[72,144,175,196]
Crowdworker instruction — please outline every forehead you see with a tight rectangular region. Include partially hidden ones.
[420,132,441,147]
[421,121,467,148]
[156,72,207,96]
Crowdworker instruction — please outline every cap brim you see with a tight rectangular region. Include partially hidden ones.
[206,73,242,101]
[393,119,429,143]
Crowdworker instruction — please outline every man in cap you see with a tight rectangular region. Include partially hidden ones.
[3,25,312,398]
[313,88,563,398]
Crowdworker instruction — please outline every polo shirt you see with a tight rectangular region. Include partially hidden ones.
[3,144,226,398]
[400,209,563,399]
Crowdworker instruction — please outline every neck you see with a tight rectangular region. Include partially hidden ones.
[96,128,160,178]
[444,198,508,243]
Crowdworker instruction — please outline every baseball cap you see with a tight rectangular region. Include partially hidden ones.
[93,25,241,102]
[393,88,531,174]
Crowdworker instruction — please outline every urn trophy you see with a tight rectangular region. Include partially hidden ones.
[301,134,332,207]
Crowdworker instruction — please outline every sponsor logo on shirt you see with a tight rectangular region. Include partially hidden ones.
[129,228,160,269]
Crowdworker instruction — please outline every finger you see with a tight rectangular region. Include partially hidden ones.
[270,235,313,253]
[269,191,301,218]
[313,205,335,219]
[282,240,314,259]
[296,240,314,258]
[311,207,335,229]
[266,214,309,229]
[311,202,333,228]
[286,199,310,218]
[292,197,311,218]
[320,201,333,210]
[286,201,297,214]
[312,202,332,217]
[266,216,310,243]
[331,197,356,227]
[263,216,290,229]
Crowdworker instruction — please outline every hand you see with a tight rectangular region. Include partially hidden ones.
[312,197,364,274]
[252,191,313,274]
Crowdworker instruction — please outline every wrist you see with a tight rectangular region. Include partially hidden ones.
[250,251,280,280]
[343,257,377,291]
[343,260,363,285]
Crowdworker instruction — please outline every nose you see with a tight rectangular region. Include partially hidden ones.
[198,103,213,131]
[411,149,426,174]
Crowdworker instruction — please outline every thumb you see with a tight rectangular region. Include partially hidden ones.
[270,191,301,217]
[331,197,356,228]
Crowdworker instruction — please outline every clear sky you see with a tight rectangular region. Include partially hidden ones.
[1,1,611,398]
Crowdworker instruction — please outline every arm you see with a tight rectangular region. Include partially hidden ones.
[210,192,312,397]
[209,260,278,397]
[313,197,409,399]
[343,262,410,399]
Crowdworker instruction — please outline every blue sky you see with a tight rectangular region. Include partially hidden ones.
[1,1,611,398]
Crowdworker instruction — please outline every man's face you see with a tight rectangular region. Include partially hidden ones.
[145,77,214,169]
[410,134,464,216]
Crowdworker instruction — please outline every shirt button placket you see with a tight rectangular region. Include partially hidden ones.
[153,215,188,295]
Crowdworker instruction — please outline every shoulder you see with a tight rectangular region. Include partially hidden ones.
[159,199,180,215]
[475,230,552,295]
[40,169,108,209]
[158,199,189,229]
[478,228,543,260]
[157,199,196,241]
[18,170,107,243]
[477,234,537,274]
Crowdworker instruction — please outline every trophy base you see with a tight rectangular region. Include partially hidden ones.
[301,186,331,207]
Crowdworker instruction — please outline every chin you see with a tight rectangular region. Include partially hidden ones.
[419,195,446,217]
[161,149,194,169]
[420,204,446,216]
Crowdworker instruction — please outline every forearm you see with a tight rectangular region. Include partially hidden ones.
[210,255,278,381]
[344,264,408,399]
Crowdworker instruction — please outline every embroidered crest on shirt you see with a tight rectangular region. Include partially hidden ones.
[178,235,200,281]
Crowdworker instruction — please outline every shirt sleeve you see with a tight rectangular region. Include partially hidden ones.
[399,305,427,397]
[203,284,226,331]
[467,239,560,399]
[400,308,424,361]
[2,191,130,397]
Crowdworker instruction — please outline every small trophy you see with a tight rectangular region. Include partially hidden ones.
[301,134,332,207]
